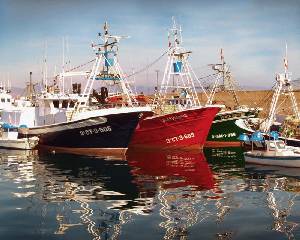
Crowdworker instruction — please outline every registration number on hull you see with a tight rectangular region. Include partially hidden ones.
[80,126,112,136]
[211,132,236,139]
[166,132,195,144]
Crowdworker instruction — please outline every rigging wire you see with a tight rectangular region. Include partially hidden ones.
[124,50,169,79]
[197,73,218,80]
[255,83,277,109]
[64,59,96,73]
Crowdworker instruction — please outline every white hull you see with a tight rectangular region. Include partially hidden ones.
[0,137,39,150]
[244,155,300,168]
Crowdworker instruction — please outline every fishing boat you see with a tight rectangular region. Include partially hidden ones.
[129,19,220,150]
[206,107,259,147]
[243,131,300,167]
[1,23,153,154]
[244,141,300,168]
[204,49,260,147]
[238,46,300,148]
[0,85,13,111]
[0,123,38,150]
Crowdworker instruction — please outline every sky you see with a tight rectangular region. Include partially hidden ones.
[0,0,300,91]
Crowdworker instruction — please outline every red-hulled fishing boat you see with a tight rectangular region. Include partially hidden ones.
[129,19,220,150]
[130,106,219,150]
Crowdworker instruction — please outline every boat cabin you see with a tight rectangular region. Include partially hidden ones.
[0,89,13,110]
[0,123,18,140]
[261,140,295,156]
[265,140,286,152]
[1,92,81,128]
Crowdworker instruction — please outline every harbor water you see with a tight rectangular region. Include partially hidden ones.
[0,147,299,240]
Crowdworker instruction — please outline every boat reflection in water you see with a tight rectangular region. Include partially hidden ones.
[1,148,299,239]
[36,152,149,240]
[204,146,245,166]
[126,149,220,239]
[127,149,215,190]
[245,164,300,239]
[0,149,148,240]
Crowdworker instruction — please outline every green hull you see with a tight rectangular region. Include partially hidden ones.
[207,109,258,143]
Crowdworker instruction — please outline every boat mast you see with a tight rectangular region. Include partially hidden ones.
[157,17,201,108]
[207,49,240,106]
[60,22,136,119]
[25,71,35,101]
[62,37,65,94]
[263,45,300,132]
[43,40,48,91]
[284,45,300,120]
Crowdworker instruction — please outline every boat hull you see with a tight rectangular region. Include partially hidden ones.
[205,108,258,147]
[19,110,152,150]
[283,137,300,148]
[0,137,39,150]
[129,107,220,150]
[244,153,300,168]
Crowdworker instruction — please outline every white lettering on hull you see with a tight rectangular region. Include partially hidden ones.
[161,114,188,123]
[80,126,112,136]
[166,132,195,144]
[211,132,236,139]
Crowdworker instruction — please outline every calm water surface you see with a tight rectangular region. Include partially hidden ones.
[0,147,299,240]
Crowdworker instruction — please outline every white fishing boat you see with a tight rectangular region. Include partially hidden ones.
[0,22,153,154]
[238,45,300,150]
[244,137,300,168]
[0,124,38,150]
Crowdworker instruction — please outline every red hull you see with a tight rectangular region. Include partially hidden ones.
[129,107,220,150]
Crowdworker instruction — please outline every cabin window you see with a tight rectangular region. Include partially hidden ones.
[7,98,10,102]
[53,100,59,108]
[69,101,75,108]
[276,141,285,149]
[62,100,68,108]
[1,98,5,102]
[269,142,276,150]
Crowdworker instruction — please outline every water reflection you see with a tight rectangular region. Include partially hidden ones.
[0,147,299,239]
[206,147,300,239]
[127,149,215,190]
[245,164,300,240]
[38,152,146,240]
[127,149,217,239]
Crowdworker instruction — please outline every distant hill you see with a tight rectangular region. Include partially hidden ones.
[10,87,26,97]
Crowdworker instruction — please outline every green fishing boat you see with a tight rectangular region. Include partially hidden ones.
[205,107,259,147]
[204,49,260,147]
